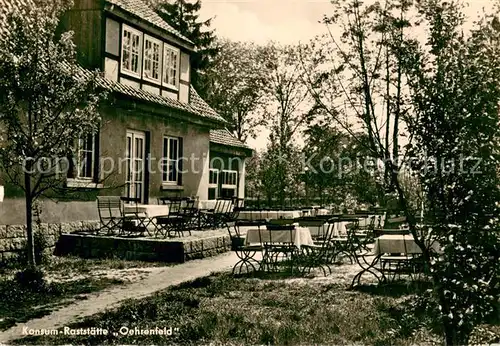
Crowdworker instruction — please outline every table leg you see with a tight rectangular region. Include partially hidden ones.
[350,254,385,289]
[232,249,261,275]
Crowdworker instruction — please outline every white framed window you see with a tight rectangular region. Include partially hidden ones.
[221,170,238,198]
[208,168,219,199]
[121,24,143,77]
[162,136,181,184]
[76,134,95,180]
[162,43,179,89]
[143,35,162,83]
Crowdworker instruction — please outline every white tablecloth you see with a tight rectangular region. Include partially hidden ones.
[196,199,233,211]
[306,221,350,237]
[315,209,331,216]
[373,234,441,255]
[245,226,314,249]
[237,210,301,220]
[123,204,169,218]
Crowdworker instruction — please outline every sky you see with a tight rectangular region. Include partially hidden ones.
[198,0,497,151]
[199,0,334,151]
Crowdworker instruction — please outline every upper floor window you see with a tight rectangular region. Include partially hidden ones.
[143,35,162,83]
[121,25,142,77]
[163,44,179,89]
[162,136,182,184]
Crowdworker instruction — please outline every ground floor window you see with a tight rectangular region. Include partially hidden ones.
[68,133,98,181]
[219,170,238,198]
[208,168,219,199]
[162,136,183,185]
[76,134,95,179]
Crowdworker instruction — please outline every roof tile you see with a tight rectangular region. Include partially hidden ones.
[94,70,224,123]
[106,0,193,45]
[209,129,251,150]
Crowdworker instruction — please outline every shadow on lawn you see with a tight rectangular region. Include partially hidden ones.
[0,276,124,331]
[353,280,434,297]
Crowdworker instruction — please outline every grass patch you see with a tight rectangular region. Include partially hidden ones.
[44,256,169,273]
[16,274,442,345]
[0,276,124,331]
[0,255,168,332]
[0,255,170,278]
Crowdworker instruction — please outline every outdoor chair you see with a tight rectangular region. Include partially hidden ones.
[261,219,298,273]
[199,198,233,229]
[97,196,124,235]
[296,221,337,276]
[234,205,268,240]
[227,199,264,275]
[329,216,361,264]
[155,197,193,237]
[120,197,153,236]
[181,198,199,233]
[346,219,376,255]
[379,234,415,282]
[296,215,329,241]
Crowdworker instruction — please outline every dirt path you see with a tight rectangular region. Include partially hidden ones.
[0,252,239,344]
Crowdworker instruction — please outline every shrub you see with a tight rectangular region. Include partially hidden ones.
[17,230,51,266]
[14,267,46,291]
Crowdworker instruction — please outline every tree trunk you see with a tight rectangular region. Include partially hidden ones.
[24,172,36,267]
[443,321,471,346]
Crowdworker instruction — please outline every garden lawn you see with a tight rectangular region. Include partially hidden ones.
[15,273,445,345]
[0,256,171,331]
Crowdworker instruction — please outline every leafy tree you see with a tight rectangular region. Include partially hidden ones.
[204,39,268,142]
[244,152,263,203]
[262,43,313,205]
[398,0,500,343]
[154,0,218,98]
[303,124,384,207]
[259,140,303,207]
[304,0,500,343]
[0,0,103,267]
[302,124,348,205]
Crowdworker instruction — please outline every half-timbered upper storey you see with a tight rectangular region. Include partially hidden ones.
[61,0,199,106]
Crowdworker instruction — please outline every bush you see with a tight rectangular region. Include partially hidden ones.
[17,230,51,266]
[14,267,47,291]
[33,230,50,265]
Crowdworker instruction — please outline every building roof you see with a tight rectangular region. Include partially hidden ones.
[74,62,223,123]
[105,0,193,46]
[98,75,225,123]
[209,129,252,150]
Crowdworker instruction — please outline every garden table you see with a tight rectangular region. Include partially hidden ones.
[123,204,170,218]
[350,234,442,288]
[245,225,314,273]
[373,234,441,255]
[245,226,314,249]
[196,199,233,211]
[237,210,301,221]
[122,204,170,236]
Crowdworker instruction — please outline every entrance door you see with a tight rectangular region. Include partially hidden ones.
[126,130,146,202]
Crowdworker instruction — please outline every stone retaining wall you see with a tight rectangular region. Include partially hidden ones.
[0,220,100,263]
[55,233,232,263]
